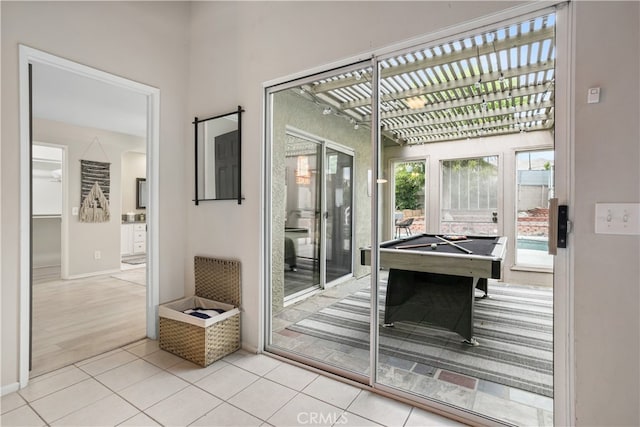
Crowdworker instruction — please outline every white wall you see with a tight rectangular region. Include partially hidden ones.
[1,1,189,390]
[572,2,640,425]
[33,119,143,276]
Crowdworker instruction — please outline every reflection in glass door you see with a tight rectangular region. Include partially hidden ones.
[282,137,355,300]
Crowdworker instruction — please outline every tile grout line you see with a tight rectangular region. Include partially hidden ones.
[70,345,191,426]
[33,401,50,427]
[26,342,157,426]
[30,377,114,426]
[16,343,505,427]
[197,354,342,426]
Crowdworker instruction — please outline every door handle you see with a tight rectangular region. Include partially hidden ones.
[548,198,569,255]
[557,204,569,248]
[548,199,558,255]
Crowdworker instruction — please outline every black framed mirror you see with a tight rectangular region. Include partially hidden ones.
[193,106,244,205]
[136,177,147,209]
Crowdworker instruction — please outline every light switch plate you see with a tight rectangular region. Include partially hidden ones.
[595,203,640,235]
[587,87,600,104]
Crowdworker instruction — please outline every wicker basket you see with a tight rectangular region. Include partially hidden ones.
[159,256,241,367]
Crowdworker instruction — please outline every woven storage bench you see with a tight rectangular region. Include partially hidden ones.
[159,256,241,367]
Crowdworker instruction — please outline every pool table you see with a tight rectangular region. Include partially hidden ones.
[360,233,507,345]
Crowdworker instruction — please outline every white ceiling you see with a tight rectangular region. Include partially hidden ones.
[32,62,148,139]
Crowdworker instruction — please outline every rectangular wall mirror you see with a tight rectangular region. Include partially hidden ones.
[194,106,244,204]
[136,177,147,209]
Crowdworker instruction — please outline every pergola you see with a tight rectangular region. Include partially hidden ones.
[298,13,556,146]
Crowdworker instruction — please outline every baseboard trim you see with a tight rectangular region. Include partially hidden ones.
[242,343,259,354]
[32,263,62,269]
[1,382,20,396]
[66,268,122,280]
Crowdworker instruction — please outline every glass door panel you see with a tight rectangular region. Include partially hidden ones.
[374,11,555,427]
[440,156,499,236]
[267,63,373,380]
[325,147,353,283]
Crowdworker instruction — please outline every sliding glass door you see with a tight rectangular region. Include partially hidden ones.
[372,12,556,426]
[281,136,355,302]
[266,62,373,378]
[266,8,559,425]
[283,135,322,300]
[325,146,353,283]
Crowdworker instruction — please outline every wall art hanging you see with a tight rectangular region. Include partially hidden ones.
[79,159,111,222]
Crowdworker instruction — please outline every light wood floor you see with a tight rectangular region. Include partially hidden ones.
[30,267,147,377]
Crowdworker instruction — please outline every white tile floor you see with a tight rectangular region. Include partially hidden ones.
[1,339,466,427]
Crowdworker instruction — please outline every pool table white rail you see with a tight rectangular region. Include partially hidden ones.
[360,236,507,279]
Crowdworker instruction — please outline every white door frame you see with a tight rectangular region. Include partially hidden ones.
[388,156,429,239]
[18,45,161,387]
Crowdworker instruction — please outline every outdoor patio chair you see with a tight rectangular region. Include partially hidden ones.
[395,217,414,237]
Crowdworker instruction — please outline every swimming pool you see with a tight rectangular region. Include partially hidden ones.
[517,237,549,251]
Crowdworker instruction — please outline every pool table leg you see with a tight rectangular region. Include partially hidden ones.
[459,276,479,345]
[476,278,489,298]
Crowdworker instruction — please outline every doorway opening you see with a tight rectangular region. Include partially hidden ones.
[19,46,160,384]
[392,160,426,238]
[31,144,65,283]
[29,62,149,377]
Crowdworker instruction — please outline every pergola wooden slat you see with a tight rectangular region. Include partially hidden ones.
[294,13,556,145]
